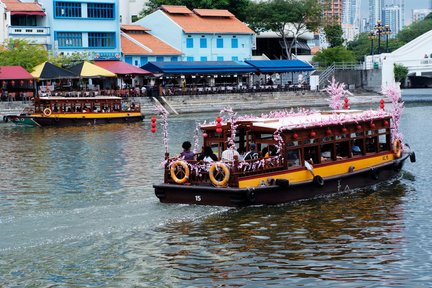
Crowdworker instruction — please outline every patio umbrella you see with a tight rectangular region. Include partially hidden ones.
[31,62,76,80]
[94,60,151,76]
[69,61,116,78]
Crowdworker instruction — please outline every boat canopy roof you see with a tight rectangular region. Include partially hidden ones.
[203,110,392,131]
[37,96,123,101]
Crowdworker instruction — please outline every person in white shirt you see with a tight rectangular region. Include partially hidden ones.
[221,146,240,162]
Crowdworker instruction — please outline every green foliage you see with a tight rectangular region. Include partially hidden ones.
[346,32,404,61]
[246,0,322,59]
[394,63,408,82]
[312,47,356,67]
[324,25,344,47]
[0,39,48,71]
[48,52,92,68]
[140,0,251,21]
[397,13,432,43]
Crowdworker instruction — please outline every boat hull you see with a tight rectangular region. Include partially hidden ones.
[154,154,410,207]
[6,114,144,127]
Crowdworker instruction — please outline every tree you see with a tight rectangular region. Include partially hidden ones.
[48,51,93,68]
[312,47,356,67]
[140,0,251,21]
[324,24,344,47]
[346,32,404,61]
[397,13,432,43]
[394,63,408,83]
[0,39,48,71]
[246,0,322,59]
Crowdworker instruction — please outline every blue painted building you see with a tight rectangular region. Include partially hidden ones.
[135,5,255,62]
[36,0,121,60]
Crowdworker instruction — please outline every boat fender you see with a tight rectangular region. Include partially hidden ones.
[169,160,190,184]
[275,178,289,188]
[3,116,8,123]
[209,162,230,187]
[394,161,403,172]
[371,168,379,180]
[43,108,52,117]
[392,139,402,158]
[246,189,256,203]
[410,151,416,163]
[313,175,325,187]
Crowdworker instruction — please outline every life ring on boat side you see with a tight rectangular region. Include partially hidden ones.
[209,162,230,187]
[170,160,190,184]
[43,108,52,117]
[392,139,402,158]
[313,175,325,187]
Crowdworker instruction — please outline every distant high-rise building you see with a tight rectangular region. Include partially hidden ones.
[383,4,402,38]
[120,0,148,24]
[369,0,384,27]
[412,9,432,23]
[343,0,360,26]
[322,0,344,25]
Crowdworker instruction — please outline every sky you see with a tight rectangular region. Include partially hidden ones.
[361,0,431,25]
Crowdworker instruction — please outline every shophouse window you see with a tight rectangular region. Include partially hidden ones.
[231,37,238,48]
[140,56,148,65]
[87,3,114,19]
[56,32,82,48]
[55,2,82,18]
[217,38,223,48]
[232,56,239,61]
[156,56,164,62]
[170,56,178,62]
[200,37,207,48]
[217,56,224,61]
[186,37,193,48]
[200,56,207,61]
[187,56,194,61]
[88,32,115,48]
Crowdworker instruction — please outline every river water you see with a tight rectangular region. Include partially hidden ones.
[0,91,430,287]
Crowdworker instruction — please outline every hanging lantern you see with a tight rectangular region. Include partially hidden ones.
[384,120,389,126]
[292,133,298,140]
[11,80,15,86]
[370,123,376,129]
[310,131,317,138]
[379,99,385,110]
[342,127,348,133]
[343,98,349,110]
[2,81,6,86]
[29,79,33,85]
[326,128,332,135]
[150,117,157,133]
[203,133,208,138]
[356,125,362,130]
[19,80,24,86]
[216,128,223,133]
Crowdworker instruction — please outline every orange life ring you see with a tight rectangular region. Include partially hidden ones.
[43,108,52,116]
[209,162,230,187]
[170,160,190,184]
[393,139,402,158]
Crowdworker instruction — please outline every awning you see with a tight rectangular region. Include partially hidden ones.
[69,61,116,78]
[10,11,46,16]
[245,60,315,73]
[94,60,151,75]
[31,62,77,80]
[0,66,34,80]
[141,61,256,75]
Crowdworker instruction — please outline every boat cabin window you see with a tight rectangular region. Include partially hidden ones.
[287,148,300,167]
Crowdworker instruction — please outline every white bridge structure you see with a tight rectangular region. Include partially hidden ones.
[365,29,432,87]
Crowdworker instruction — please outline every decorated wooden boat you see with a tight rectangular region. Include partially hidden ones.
[154,84,416,207]
[5,96,144,127]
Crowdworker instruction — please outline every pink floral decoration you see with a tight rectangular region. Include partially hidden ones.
[323,76,352,110]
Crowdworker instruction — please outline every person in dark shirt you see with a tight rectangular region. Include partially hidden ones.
[179,141,195,160]
[197,146,218,162]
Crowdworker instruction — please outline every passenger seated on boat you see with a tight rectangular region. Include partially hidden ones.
[287,149,300,166]
[321,151,332,161]
[243,143,259,161]
[197,146,218,162]
[352,144,361,155]
[221,146,240,162]
[179,141,195,161]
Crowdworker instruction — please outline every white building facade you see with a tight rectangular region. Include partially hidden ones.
[119,0,148,24]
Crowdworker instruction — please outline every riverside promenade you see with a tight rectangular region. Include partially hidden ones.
[0,90,386,121]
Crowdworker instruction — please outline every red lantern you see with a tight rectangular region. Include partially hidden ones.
[357,125,362,130]
[150,117,157,133]
[216,128,223,133]
[19,80,24,86]
[326,128,332,135]
[11,80,15,86]
[29,80,33,85]
[216,122,222,128]
[2,81,6,86]
[343,98,349,110]
[216,117,222,123]
[292,133,298,139]
[370,123,376,129]
[342,127,348,133]
[379,99,385,110]
[384,120,389,126]
[203,133,208,138]
[310,131,316,138]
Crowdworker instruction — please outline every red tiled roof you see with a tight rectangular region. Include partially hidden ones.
[0,66,34,80]
[160,5,193,14]
[162,6,254,34]
[121,25,151,32]
[121,33,182,56]
[193,9,234,17]
[5,1,44,12]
